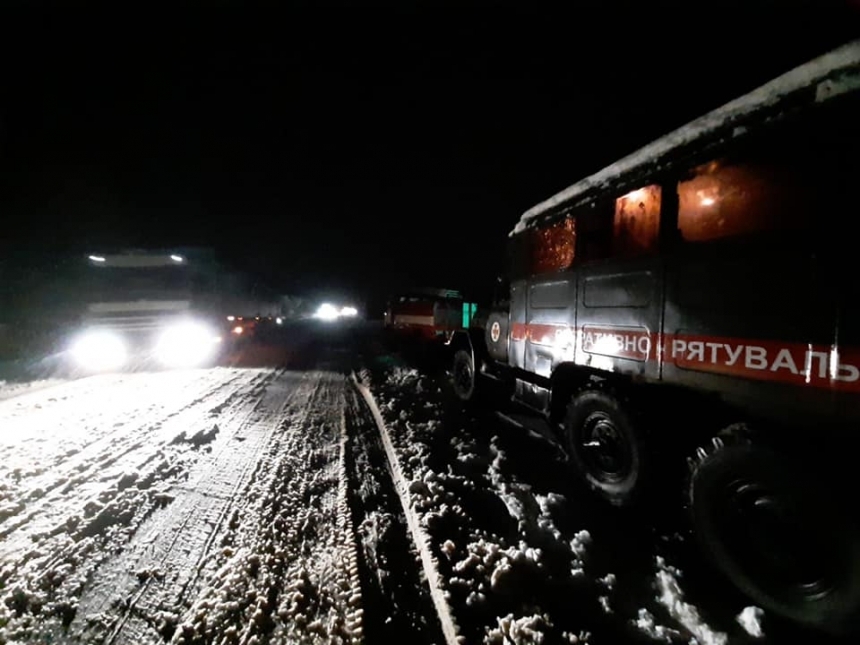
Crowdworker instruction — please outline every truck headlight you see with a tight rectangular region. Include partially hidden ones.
[71,330,127,371]
[155,321,220,368]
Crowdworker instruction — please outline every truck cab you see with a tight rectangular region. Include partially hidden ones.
[68,250,224,371]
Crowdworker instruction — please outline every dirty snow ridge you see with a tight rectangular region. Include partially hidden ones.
[351,374,461,645]
[0,378,67,402]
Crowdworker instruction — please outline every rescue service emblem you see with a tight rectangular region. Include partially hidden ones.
[490,321,501,343]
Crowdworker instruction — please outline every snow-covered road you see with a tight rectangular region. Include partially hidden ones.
[0,350,442,645]
[1,329,854,645]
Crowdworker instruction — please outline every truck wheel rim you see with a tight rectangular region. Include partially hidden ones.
[579,412,632,483]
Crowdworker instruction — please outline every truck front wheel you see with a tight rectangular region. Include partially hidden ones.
[563,390,646,506]
[450,349,476,402]
[689,435,860,634]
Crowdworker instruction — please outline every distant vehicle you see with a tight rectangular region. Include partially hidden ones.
[446,41,860,633]
[384,288,477,344]
[225,314,278,343]
[312,303,360,321]
[68,250,224,371]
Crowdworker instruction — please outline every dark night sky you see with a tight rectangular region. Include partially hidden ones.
[2,2,858,309]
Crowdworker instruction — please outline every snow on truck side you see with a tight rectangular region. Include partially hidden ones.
[448,38,860,636]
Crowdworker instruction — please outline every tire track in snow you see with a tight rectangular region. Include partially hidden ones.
[0,369,264,553]
[72,368,297,644]
[342,382,445,644]
[0,368,274,643]
[333,407,365,642]
[351,374,461,645]
[166,368,364,645]
[0,369,255,539]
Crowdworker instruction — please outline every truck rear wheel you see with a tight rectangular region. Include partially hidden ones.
[689,434,860,634]
[563,390,646,507]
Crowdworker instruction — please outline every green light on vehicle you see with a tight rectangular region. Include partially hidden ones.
[462,302,477,328]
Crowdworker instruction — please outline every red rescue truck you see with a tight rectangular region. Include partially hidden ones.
[446,40,860,634]
[384,288,477,343]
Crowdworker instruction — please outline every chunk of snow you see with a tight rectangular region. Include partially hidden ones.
[633,608,681,643]
[511,39,860,236]
[485,612,553,645]
[466,590,486,606]
[536,492,566,514]
[454,552,482,573]
[490,560,513,591]
[599,572,616,590]
[570,529,591,558]
[736,606,765,638]
[654,556,727,645]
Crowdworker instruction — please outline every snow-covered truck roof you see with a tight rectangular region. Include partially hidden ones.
[511,39,860,237]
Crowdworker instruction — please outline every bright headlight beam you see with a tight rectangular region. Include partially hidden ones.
[71,330,127,371]
[170,255,184,263]
[314,303,340,321]
[155,322,219,368]
[88,255,106,263]
[340,306,358,317]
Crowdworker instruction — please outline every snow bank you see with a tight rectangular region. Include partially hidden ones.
[0,378,66,402]
[368,366,595,642]
[369,359,768,644]
[353,373,461,645]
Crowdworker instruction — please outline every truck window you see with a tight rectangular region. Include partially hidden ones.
[677,159,811,242]
[530,215,575,274]
[613,184,661,257]
[677,93,858,244]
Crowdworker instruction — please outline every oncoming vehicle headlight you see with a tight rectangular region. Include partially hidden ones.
[314,303,340,321]
[155,322,220,368]
[71,330,127,371]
